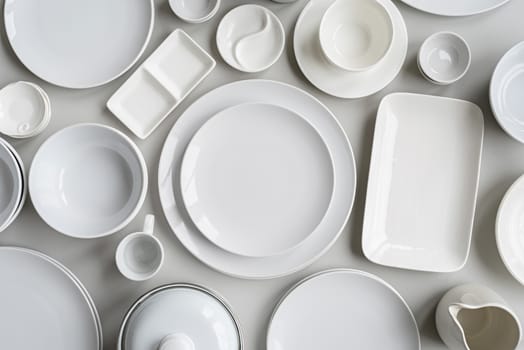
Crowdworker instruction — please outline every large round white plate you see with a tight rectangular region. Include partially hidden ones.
[180,103,334,258]
[399,0,510,16]
[496,174,524,285]
[0,140,22,230]
[490,41,524,143]
[0,247,102,350]
[158,80,356,279]
[4,0,154,89]
[267,269,421,350]
[0,138,26,231]
[30,124,148,238]
[294,0,407,99]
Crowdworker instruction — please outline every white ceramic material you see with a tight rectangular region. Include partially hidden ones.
[108,29,215,139]
[180,103,334,258]
[399,0,511,16]
[436,284,521,350]
[29,124,148,239]
[362,93,484,272]
[0,247,102,350]
[169,0,220,23]
[158,79,356,279]
[116,215,164,281]
[4,0,154,89]
[118,284,242,350]
[294,0,407,98]
[418,32,471,85]
[216,5,285,73]
[0,140,22,232]
[490,41,524,143]
[319,0,393,71]
[267,269,420,350]
[0,138,26,231]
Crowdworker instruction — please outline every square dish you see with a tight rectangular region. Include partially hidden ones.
[362,93,484,272]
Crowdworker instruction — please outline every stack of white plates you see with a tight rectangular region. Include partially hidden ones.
[0,137,26,232]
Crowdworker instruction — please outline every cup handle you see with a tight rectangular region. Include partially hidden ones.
[143,214,155,235]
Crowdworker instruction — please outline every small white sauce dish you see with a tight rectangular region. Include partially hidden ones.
[319,0,394,72]
[169,0,220,24]
[418,32,471,85]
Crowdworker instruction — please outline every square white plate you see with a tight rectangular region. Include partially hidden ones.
[362,93,484,272]
[107,29,215,139]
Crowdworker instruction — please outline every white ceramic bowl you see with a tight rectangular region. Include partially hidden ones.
[418,32,471,85]
[169,0,220,24]
[0,140,23,231]
[319,0,394,72]
[29,124,148,238]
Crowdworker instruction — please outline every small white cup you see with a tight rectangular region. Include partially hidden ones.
[116,215,164,281]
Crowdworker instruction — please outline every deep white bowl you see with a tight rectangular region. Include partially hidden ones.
[169,0,220,24]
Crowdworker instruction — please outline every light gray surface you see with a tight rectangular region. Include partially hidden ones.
[1,0,524,349]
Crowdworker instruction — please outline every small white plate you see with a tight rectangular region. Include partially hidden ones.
[4,0,154,89]
[108,29,216,139]
[399,0,511,16]
[362,93,484,272]
[294,0,407,99]
[169,0,220,23]
[0,140,22,232]
[267,269,420,350]
[180,103,334,257]
[0,138,26,231]
[490,41,524,143]
[29,124,148,238]
[216,5,285,73]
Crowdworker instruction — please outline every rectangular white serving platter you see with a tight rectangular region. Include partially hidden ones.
[362,93,484,272]
[107,29,216,139]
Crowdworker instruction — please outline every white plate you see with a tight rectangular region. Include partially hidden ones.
[30,124,148,238]
[4,0,154,89]
[294,0,407,99]
[180,103,334,258]
[0,246,101,350]
[399,0,511,16]
[0,138,26,231]
[267,269,420,350]
[216,5,285,73]
[362,93,484,272]
[108,29,216,139]
[158,80,356,279]
[496,174,524,285]
[0,140,22,231]
[490,41,524,143]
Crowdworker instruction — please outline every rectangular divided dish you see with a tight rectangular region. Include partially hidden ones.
[107,29,216,139]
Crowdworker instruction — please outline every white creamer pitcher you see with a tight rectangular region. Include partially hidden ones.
[436,284,521,350]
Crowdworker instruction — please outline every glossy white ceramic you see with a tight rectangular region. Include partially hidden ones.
[0,138,26,231]
[158,80,356,279]
[436,284,521,350]
[267,269,420,350]
[169,0,220,23]
[116,215,164,281]
[362,93,484,272]
[118,284,242,350]
[319,0,393,71]
[0,247,102,350]
[0,140,22,232]
[108,29,215,139]
[399,0,511,16]
[29,124,147,238]
[294,0,407,98]
[490,41,524,143]
[216,5,285,73]
[4,0,154,89]
[418,32,471,85]
[180,103,334,258]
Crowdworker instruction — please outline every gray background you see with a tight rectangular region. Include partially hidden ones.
[1,0,524,349]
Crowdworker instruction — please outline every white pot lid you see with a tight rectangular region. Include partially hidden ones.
[119,284,242,350]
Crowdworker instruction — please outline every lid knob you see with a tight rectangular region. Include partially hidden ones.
[158,334,195,350]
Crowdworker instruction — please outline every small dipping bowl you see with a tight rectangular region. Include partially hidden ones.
[169,0,220,24]
[418,32,471,85]
[319,0,394,72]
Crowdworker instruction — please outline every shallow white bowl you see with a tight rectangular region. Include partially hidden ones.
[319,0,394,72]
[169,0,220,23]
[29,124,148,238]
[418,32,471,85]
[0,140,22,231]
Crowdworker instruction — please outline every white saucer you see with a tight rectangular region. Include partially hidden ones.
[180,103,334,258]
[399,0,511,16]
[294,0,407,99]
[0,141,22,231]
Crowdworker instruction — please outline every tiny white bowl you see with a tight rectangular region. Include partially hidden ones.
[418,32,471,85]
[319,0,394,72]
[169,0,220,24]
